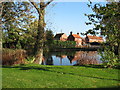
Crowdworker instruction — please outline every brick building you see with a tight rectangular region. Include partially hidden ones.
[67,32,83,46]
[85,35,104,43]
[54,33,67,41]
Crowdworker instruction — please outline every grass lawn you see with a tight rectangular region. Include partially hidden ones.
[2,64,120,88]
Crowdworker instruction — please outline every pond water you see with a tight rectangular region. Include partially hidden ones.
[2,50,103,66]
[40,51,102,66]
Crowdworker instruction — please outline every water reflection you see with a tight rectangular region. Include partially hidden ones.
[2,50,102,66]
[69,51,100,65]
[42,51,102,66]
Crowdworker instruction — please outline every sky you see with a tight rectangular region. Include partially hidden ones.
[45,2,107,37]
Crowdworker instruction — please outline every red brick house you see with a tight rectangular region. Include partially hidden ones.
[85,35,104,43]
[54,33,67,41]
[67,32,83,46]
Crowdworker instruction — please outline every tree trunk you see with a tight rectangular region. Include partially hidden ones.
[118,42,120,60]
[33,3,45,64]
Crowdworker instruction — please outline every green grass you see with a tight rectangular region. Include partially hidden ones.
[2,64,120,88]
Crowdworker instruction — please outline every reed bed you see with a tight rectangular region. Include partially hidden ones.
[2,48,27,65]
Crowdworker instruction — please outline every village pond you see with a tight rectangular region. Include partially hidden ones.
[2,50,103,66]
[35,50,103,66]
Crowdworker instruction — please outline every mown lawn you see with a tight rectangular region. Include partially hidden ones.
[2,64,120,88]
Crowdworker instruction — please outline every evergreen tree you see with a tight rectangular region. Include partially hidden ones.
[2,2,35,49]
[45,29,54,47]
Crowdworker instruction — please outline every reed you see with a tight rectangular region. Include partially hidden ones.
[2,48,27,65]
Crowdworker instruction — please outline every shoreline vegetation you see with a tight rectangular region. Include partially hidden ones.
[51,47,102,51]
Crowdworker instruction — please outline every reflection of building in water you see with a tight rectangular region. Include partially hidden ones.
[67,51,99,65]
[56,55,67,58]
[61,55,67,58]
[56,55,67,65]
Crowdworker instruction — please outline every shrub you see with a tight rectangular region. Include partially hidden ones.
[99,47,119,68]
[52,40,76,48]
[2,48,27,65]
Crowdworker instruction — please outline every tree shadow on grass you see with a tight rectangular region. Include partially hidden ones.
[2,64,62,71]
[74,64,106,69]
[74,64,120,69]
[1,86,120,90]
[2,64,120,82]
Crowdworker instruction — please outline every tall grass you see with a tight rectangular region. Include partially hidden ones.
[2,48,27,65]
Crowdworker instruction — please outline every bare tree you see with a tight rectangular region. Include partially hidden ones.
[29,0,53,64]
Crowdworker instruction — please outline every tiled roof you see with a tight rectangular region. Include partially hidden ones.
[87,35,103,40]
[61,55,67,58]
[54,33,64,38]
[72,34,82,38]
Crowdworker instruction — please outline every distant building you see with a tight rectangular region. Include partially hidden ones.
[54,33,67,41]
[67,32,83,46]
[85,35,104,43]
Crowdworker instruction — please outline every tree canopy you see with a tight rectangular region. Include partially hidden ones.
[2,2,35,49]
[84,1,120,67]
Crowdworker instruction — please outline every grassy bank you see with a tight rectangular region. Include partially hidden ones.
[2,64,119,88]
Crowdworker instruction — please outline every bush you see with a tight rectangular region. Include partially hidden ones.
[99,47,119,68]
[52,40,76,48]
[2,48,27,65]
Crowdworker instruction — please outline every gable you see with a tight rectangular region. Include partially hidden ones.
[54,33,64,39]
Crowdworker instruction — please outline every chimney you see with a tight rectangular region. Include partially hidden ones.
[77,33,79,35]
[70,31,72,35]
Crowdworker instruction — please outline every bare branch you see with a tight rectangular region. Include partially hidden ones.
[0,2,4,28]
[29,1,40,14]
[44,0,54,8]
